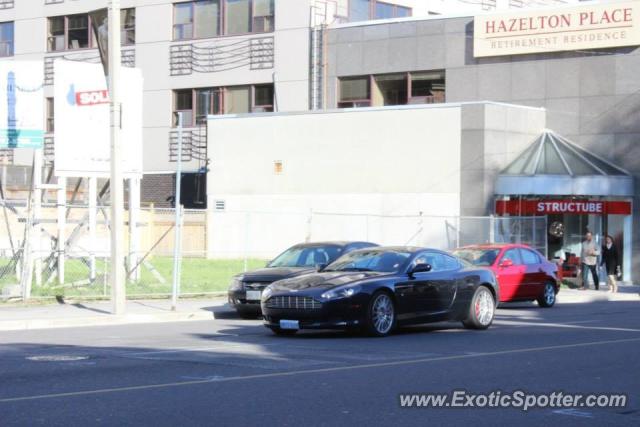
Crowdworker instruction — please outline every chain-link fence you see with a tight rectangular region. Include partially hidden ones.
[0,202,547,300]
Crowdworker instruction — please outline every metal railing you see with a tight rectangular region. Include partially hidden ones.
[44,48,136,85]
[170,36,274,76]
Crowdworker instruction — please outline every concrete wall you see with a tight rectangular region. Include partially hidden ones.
[460,103,546,216]
[206,104,464,257]
[205,101,542,257]
[326,15,640,278]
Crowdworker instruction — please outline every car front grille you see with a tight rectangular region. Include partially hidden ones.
[244,282,269,290]
[265,296,322,310]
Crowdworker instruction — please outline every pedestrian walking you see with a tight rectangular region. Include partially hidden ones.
[601,235,620,293]
[580,232,600,290]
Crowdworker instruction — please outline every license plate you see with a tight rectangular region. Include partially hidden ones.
[246,290,262,301]
[279,319,299,330]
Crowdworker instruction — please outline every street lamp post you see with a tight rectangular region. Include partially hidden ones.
[108,0,125,315]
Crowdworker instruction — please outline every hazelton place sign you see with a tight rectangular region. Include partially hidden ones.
[474,1,640,57]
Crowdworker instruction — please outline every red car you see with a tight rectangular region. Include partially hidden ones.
[452,244,559,307]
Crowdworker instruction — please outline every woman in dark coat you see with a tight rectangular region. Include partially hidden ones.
[601,235,619,293]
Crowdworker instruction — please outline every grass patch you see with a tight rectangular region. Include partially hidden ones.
[1,257,269,298]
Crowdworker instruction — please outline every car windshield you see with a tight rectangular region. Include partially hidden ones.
[452,248,500,266]
[325,249,412,273]
[268,245,343,268]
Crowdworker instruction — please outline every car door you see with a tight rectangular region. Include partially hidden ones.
[408,252,458,318]
[495,248,526,301]
[519,248,546,299]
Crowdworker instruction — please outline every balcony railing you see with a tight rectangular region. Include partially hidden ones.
[0,0,14,9]
[44,48,135,85]
[170,36,274,76]
[169,126,207,163]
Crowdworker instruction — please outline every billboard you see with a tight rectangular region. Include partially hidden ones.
[54,60,142,177]
[0,61,44,149]
[474,1,640,57]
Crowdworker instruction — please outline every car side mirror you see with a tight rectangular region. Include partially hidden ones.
[500,259,514,268]
[409,263,432,277]
[316,263,328,272]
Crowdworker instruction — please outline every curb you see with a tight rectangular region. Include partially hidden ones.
[0,310,216,332]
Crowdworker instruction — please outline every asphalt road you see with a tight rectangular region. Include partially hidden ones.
[1,299,639,427]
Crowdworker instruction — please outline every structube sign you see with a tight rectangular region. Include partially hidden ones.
[53,60,142,177]
[495,200,632,216]
[0,61,44,149]
[474,1,640,57]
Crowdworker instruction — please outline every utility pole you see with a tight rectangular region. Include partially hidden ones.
[109,0,125,315]
[171,112,184,311]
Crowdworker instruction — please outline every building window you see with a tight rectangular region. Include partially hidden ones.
[46,98,54,133]
[174,89,195,126]
[253,0,275,32]
[338,76,371,108]
[173,0,274,40]
[47,10,135,52]
[122,9,136,45]
[338,71,445,108]
[253,84,274,112]
[48,16,65,51]
[0,21,12,57]
[349,0,412,22]
[224,86,250,114]
[173,84,274,126]
[195,88,222,124]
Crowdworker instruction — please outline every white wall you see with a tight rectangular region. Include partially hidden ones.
[206,104,463,257]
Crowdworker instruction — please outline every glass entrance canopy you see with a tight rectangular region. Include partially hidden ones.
[495,131,633,197]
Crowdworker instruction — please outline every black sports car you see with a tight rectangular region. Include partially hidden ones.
[261,247,499,336]
[228,241,378,317]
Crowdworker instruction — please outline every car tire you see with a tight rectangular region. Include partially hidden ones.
[270,327,297,336]
[363,291,396,337]
[462,286,495,330]
[537,282,557,308]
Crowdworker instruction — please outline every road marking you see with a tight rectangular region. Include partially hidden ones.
[1,337,639,403]
[494,320,640,332]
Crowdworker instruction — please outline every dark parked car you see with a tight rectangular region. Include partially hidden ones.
[261,246,499,337]
[228,241,378,318]
[452,244,559,307]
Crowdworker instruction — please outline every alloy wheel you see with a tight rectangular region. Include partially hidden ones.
[371,293,394,335]
[474,289,494,326]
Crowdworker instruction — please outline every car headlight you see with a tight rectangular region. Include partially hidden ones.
[261,285,274,301]
[321,285,361,301]
[229,278,243,291]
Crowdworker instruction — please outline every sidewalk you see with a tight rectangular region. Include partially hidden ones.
[0,297,228,331]
[557,285,640,304]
